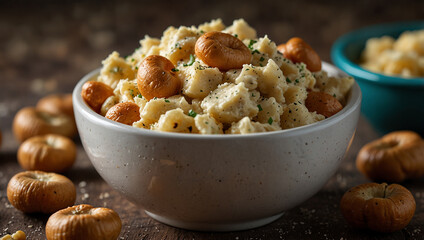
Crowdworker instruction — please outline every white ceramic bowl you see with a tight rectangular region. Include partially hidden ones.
[73,62,361,231]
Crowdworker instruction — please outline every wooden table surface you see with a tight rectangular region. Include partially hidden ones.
[1,1,423,239]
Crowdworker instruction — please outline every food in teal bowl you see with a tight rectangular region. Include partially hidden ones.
[331,21,424,135]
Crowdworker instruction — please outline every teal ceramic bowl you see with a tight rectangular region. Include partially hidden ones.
[331,21,424,135]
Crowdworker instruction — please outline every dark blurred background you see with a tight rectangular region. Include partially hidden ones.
[1,2,424,239]
[1,0,423,83]
[0,0,423,140]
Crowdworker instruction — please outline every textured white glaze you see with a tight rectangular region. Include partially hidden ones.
[73,62,361,231]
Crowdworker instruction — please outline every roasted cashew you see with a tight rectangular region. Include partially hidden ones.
[278,37,321,72]
[195,31,251,71]
[137,55,182,100]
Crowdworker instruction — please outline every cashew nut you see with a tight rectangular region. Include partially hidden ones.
[195,31,251,71]
[278,37,321,72]
[105,102,141,125]
[81,81,114,113]
[305,91,343,118]
[137,55,182,100]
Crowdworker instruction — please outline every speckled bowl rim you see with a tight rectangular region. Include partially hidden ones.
[72,62,361,139]
[331,21,424,87]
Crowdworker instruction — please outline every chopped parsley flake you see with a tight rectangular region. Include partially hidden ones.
[137,94,143,98]
[257,104,263,111]
[234,34,238,38]
[248,40,257,50]
[286,77,292,83]
[164,99,170,103]
[251,49,260,55]
[295,79,299,83]
[188,110,197,118]
[268,117,273,125]
[171,68,179,72]
[184,54,195,67]
[259,56,265,62]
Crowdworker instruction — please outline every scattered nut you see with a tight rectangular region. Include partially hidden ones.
[137,55,182,100]
[17,134,76,172]
[81,81,114,113]
[7,171,76,214]
[0,230,26,240]
[340,182,415,233]
[277,37,321,72]
[195,31,251,71]
[46,204,122,240]
[105,102,141,125]
[356,131,424,182]
[13,107,77,142]
[36,94,74,117]
[305,91,343,118]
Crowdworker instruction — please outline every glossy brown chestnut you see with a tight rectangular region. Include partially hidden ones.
[340,182,415,233]
[356,131,424,182]
[7,171,76,214]
[18,134,76,172]
[46,204,122,240]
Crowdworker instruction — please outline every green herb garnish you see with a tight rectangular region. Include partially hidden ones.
[257,104,263,111]
[188,110,197,118]
[248,40,257,50]
[268,117,273,125]
[184,54,195,67]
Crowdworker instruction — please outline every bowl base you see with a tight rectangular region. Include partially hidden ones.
[145,211,284,232]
